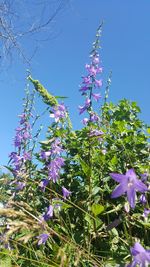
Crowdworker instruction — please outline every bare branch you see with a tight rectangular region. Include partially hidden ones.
[0,0,69,67]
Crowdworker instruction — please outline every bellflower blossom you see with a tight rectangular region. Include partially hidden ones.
[43,205,54,221]
[95,79,102,87]
[82,118,89,125]
[50,139,63,155]
[16,181,26,191]
[139,194,147,205]
[90,112,99,123]
[62,187,72,199]
[50,103,67,122]
[141,173,148,182]
[110,169,148,209]
[89,129,104,137]
[143,208,150,218]
[48,157,65,183]
[40,151,51,160]
[79,98,91,115]
[9,152,22,171]
[39,179,49,192]
[127,242,150,267]
[37,233,49,245]
[91,93,101,102]
[40,139,63,161]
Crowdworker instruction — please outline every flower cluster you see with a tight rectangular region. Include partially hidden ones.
[9,112,32,190]
[40,138,65,190]
[78,25,103,124]
[50,103,67,123]
[38,103,71,234]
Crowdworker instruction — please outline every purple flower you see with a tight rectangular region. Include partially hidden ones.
[16,181,26,190]
[143,208,150,218]
[82,76,91,84]
[48,157,64,183]
[141,173,148,182]
[37,233,49,245]
[95,79,102,87]
[96,66,103,73]
[79,85,90,92]
[139,194,147,205]
[50,104,66,122]
[39,179,49,191]
[129,242,150,267]
[23,131,31,140]
[62,187,71,199]
[110,169,148,209]
[50,139,63,155]
[92,93,101,101]
[89,129,104,137]
[23,151,32,161]
[92,56,100,64]
[85,64,97,76]
[43,205,53,221]
[82,118,89,125]
[40,151,51,160]
[90,113,99,122]
[9,152,22,170]
[14,133,23,148]
[102,149,106,155]
[18,113,27,124]
[79,98,91,115]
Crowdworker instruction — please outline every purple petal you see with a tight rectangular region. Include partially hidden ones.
[109,173,127,183]
[92,93,101,101]
[131,242,145,255]
[126,169,136,179]
[135,180,148,193]
[95,79,102,87]
[78,105,86,115]
[82,118,89,125]
[111,183,127,198]
[127,187,136,208]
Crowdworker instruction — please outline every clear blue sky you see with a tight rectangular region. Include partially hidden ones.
[0,0,150,167]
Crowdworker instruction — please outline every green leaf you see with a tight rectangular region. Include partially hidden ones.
[85,214,93,226]
[52,199,72,210]
[110,155,118,166]
[92,186,101,196]
[91,203,104,216]
[78,157,91,177]
[39,140,51,145]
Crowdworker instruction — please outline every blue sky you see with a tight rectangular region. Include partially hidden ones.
[0,0,150,167]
